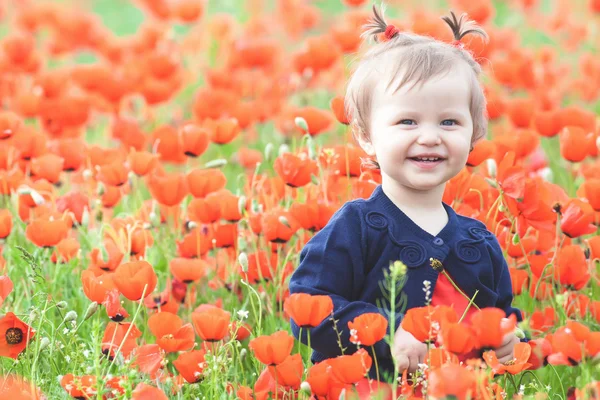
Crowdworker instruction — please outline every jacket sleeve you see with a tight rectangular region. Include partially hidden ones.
[288,202,402,360]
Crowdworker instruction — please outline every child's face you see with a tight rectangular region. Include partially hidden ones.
[363,66,474,193]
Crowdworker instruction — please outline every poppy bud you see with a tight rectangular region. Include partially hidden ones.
[486,158,497,178]
[498,203,506,213]
[39,337,50,351]
[264,143,274,162]
[81,207,90,228]
[237,196,246,216]
[97,183,105,196]
[310,174,319,185]
[84,302,99,321]
[295,117,309,132]
[82,169,93,180]
[512,234,520,245]
[64,311,78,323]
[484,177,498,188]
[300,381,311,394]
[238,252,249,273]
[149,212,160,227]
[278,216,291,229]
[56,301,68,309]
[514,326,525,339]
[239,348,247,360]
[540,167,553,182]
[29,309,39,322]
[203,159,227,169]
[30,190,45,206]
[278,144,290,157]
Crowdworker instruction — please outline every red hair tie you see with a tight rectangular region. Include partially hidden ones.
[384,24,399,40]
[452,39,465,50]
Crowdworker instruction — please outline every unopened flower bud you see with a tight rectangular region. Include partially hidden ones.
[56,301,68,309]
[64,311,78,323]
[84,302,99,321]
[278,144,290,157]
[278,216,290,229]
[239,348,247,360]
[300,381,311,394]
[238,196,247,216]
[295,117,308,132]
[39,337,50,351]
[82,169,93,180]
[29,309,39,322]
[204,159,227,169]
[238,252,249,273]
[264,143,274,162]
[81,207,90,227]
[486,159,497,178]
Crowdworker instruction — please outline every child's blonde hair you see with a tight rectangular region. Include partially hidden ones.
[345,5,489,169]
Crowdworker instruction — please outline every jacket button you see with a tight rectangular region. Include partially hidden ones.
[429,257,444,272]
[433,237,444,246]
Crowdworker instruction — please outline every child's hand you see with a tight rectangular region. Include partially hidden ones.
[392,326,430,374]
[495,318,520,363]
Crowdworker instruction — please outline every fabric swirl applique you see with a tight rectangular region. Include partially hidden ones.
[468,226,494,240]
[455,239,482,263]
[365,211,388,230]
[397,241,427,268]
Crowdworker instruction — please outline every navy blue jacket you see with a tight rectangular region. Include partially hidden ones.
[288,185,522,382]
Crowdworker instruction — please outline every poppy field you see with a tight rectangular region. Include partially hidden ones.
[0,0,600,398]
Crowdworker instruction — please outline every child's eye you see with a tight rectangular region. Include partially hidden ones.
[441,119,459,126]
[397,119,416,125]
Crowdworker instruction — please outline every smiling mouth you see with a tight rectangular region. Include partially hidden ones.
[408,157,445,162]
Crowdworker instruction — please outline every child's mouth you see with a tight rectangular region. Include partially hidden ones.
[408,157,446,169]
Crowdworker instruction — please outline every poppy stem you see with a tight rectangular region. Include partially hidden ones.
[442,271,481,314]
[371,345,381,383]
[458,289,479,324]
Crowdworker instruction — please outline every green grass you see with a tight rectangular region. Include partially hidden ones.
[0,0,599,398]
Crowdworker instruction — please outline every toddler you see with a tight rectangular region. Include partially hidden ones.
[288,3,524,387]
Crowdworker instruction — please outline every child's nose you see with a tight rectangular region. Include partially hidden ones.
[416,129,442,146]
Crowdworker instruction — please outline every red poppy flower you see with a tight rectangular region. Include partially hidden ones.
[470,308,516,349]
[173,349,207,383]
[555,245,590,290]
[577,178,600,211]
[148,312,195,353]
[204,117,240,144]
[102,322,142,359]
[327,348,372,384]
[170,257,207,283]
[428,364,477,399]
[97,161,129,187]
[0,312,35,359]
[61,374,97,399]
[348,313,388,347]
[0,275,13,307]
[483,342,532,375]
[191,307,231,342]
[187,168,227,198]
[249,331,294,366]
[103,289,129,322]
[267,353,303,390]
[147,170,189,207]
[306,360,332,397]
[439,322,476,355]
[131,383,167,400]
[560,126,594,163]
[131,343,164,378]
[261,209,300,243]
[560,199,596,238]
[25,217,69,248]
[112,260,158,301]
[0,209,12,239]
[51,237,80,264]
[330,95,349,125]
[284,293,333,328]
[180,123,209,157]
[128,150,159,177]
[273,153,318,188]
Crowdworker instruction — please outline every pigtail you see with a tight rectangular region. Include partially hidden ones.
[441,11,489,44]
[362,3,399,43]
